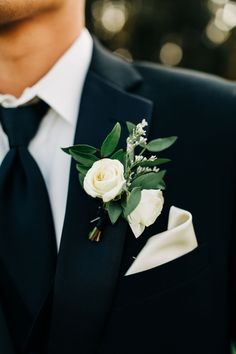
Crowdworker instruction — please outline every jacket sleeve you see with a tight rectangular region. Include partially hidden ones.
[0,300,15,354]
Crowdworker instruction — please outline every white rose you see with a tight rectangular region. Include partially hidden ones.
[83,158,126,203]
[128,189,164,238]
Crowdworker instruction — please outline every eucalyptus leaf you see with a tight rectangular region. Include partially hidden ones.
[126,121,136,135]
[107,202,123,224]
[146,136,178,152]
[130,171,166,190]
[101,123,121,157]
[111,149,126,164]
[62,144,97,155]
[123,187,141,219]
[70,150,98,167]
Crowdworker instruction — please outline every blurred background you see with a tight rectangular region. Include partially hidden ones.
[85,2,236,350]
[85,0,236,80]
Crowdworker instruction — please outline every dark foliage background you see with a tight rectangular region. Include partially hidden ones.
[85,0,236,79]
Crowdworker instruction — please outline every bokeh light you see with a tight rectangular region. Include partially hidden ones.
[160,42,183,66]
[206,20,230,44]
[86,0,236,79]
[101,2,127,33]
[214,9,231,31]
[210,0,228,5]
[223,2,236,28]
[113,48,133,61]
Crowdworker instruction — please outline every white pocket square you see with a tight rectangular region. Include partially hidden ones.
[125,206,198,276]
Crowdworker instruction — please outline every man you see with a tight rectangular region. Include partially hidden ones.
[0,1,235,353]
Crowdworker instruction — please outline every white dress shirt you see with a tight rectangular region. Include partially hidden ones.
[0,28,93,249]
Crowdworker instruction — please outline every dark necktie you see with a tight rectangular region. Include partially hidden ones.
[0,102,57,352]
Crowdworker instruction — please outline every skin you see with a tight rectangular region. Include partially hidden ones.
[0,0,85,97]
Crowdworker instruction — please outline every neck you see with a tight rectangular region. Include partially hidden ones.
[0,4,84,97]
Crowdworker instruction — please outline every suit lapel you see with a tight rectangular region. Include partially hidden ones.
[48,41,153,354]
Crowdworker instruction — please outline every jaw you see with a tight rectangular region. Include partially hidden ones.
[0,0,66,27]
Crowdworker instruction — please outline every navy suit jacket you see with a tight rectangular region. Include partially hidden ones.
[1,38,236,354]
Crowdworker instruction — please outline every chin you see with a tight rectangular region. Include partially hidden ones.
[0,0,62,27]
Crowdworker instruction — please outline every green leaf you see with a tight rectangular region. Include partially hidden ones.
[123,187,142,218]
[232,342,236,354]
[76,163,89,175]
[146,136,178,152]
[111,149,126,164]
[130,171,167,190]
[126,121,136,135]
[153,158,171,166]
[70,150,98,167]
[62,144,97,155]
[78,173,85,187]
[133,158,171,168]
[107,202,123,224]
[158,179,166,190]
[101,123,121,157]
[61,147,71,155]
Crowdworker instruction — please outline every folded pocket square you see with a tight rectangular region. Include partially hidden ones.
[125,206,198,276]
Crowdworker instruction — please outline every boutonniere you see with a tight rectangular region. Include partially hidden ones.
[62,119,177,242]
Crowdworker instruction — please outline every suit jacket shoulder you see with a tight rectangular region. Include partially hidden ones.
[134,59,234,93]
[133,60,236,126]
[128,60,236,171]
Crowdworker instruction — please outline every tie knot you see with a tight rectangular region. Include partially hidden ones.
[0,101,49,148]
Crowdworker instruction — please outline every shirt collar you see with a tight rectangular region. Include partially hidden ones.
[0,28,93,127]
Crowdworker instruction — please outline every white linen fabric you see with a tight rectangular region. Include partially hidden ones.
[125,206,198,276]
[0,28,93,249]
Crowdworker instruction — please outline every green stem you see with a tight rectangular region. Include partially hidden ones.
[139,146,147,156]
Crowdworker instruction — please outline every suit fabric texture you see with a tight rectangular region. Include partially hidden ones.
[0,38,236,354]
